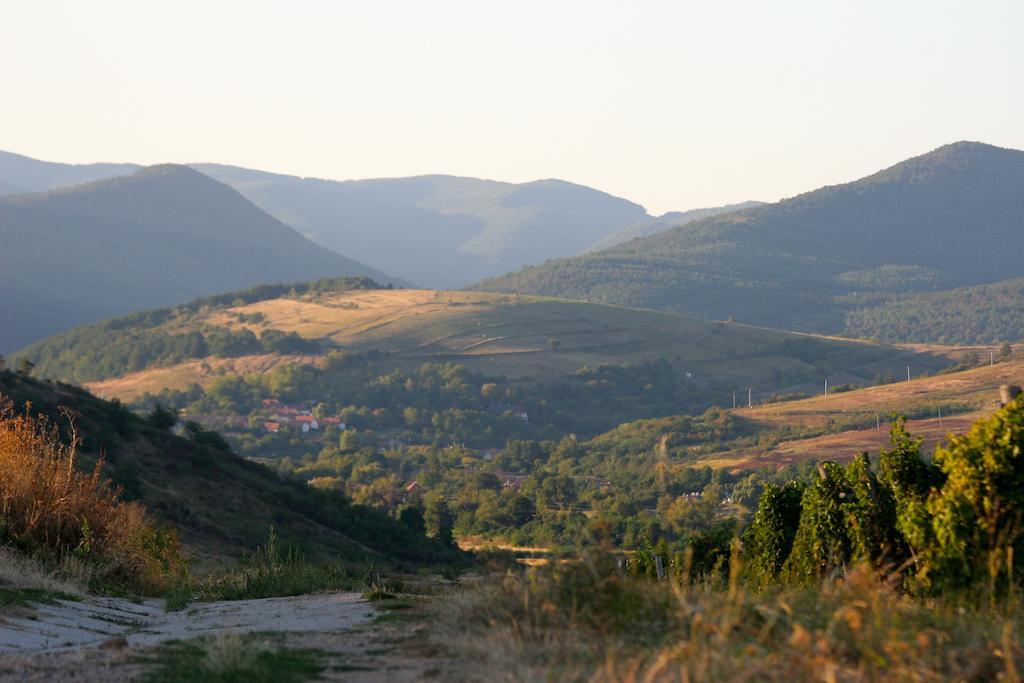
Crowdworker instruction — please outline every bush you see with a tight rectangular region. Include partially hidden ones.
[0,398,184,594]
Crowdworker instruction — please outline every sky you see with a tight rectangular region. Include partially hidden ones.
[2,0,1022,215]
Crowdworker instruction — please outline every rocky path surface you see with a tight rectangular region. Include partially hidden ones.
[0,592,374,653]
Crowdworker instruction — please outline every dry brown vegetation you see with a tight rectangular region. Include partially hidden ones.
[0,397,183,594]
[435,558,1024,682]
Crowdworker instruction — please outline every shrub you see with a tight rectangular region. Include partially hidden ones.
[0,398,184,594]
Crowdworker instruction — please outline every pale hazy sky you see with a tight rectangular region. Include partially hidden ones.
[3,0,1021,214]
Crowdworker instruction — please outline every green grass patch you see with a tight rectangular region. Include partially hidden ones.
[194,529,362,602]
[164,583,192,612]
[139,636,325,683]
[0,588,78,608]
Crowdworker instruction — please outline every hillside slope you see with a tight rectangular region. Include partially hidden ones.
[586,201,765,252]
[0,166,401,352]
[475,142,1024,340]
[842,277,1024,344]
[0,369,459,565]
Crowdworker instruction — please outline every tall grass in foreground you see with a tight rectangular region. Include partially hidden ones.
[434,552,1024,682]
[0,398,183,594]
[191,528,368,603]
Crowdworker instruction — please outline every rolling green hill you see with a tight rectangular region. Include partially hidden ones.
[474,142,1024,342]
[0,369,461,565]
[18,280,950,441]
[0,165,402,353]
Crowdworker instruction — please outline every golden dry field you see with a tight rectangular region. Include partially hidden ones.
[85,289,935,402]
[699,356,1024,470]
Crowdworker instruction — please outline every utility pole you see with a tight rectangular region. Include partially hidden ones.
[824,378,828,397]
[732,391,736,410]
[907,365,911,383]
[748,387,752,408]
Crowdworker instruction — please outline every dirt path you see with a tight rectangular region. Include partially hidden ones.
[0,592,374,654]
[0,593,451,681]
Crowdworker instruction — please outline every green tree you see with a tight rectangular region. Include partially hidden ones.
[914,397,1024,592]
[783,462,855,583]
[510,494,536,525]
[742,481,805,586]
[425,496,455,546]
[147,403,178,430]
[397,505,426,535]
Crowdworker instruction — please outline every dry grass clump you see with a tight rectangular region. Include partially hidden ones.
[0,546,84,596]
[202,632,267,674]
[434,554,1024,682]
[0,397,183,594]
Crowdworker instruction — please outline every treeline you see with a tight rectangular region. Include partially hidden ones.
[255,400,802,549]
[624,401,1024,595]
[138,354,704,449]
[21,276,380,382]
[23,326,318,383]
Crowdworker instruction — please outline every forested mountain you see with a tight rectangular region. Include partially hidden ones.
[586,201,765,252]
[0,166,401,352]
[475,142,1024,341]
[193,165,651,288]
[843,276,1024,344]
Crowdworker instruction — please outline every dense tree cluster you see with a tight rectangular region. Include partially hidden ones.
[742,403,1024,593]
[844,277,1024,344]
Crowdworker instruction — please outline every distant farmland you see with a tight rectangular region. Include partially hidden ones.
[694,356,1024,470]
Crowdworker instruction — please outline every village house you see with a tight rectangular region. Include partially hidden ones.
[294,415,319,433]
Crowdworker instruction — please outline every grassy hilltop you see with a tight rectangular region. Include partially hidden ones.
[21,281,947,411]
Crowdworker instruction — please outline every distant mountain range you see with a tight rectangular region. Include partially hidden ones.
[475,142,1024,344]
[1,151,761,291]
[192,165,653,288]
[0,165,401,352]
[0,152,139,196]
